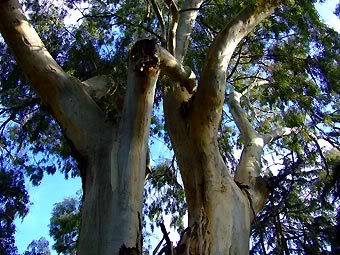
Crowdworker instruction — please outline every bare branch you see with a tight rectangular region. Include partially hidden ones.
[226,42,244,81]
[175,0,204,61]
[204,2,278,72]
[194,1,280,133]
[307,131,330,175]
[159,46,196,93]
[167,0,179,55]
[263,127,299,144]
[150,0,166,41]
[228,86,257,142]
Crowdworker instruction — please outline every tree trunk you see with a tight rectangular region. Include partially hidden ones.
[0,0,288,254]
[164,99,253,254]
[0,4,161,251]
[77,39,160,255]
[161,2,284,254]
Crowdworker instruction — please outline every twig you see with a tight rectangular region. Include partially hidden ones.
[152,235,165,255]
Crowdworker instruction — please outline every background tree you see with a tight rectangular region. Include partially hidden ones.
[23,237,50,255]
[0,0,339,254]
[49,195,81,255]
[0,167,29,255]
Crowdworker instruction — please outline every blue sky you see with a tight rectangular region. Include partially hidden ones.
[14,1,339,254]
[14,174,81,254]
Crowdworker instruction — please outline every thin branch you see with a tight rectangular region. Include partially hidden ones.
[150,0,166,41]
[78,13,162,41]
[158,222,173,255]
[152,235,165,255]
[308,132,330,175]
[167,0,179,55]
[226,42,244,81]
[263,127,298,145]
[179,7,202,13]
[197,16,218,35]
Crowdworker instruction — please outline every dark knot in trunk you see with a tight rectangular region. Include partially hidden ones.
[131,39,160,73]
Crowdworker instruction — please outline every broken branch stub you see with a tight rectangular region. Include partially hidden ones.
[130,39,160,75]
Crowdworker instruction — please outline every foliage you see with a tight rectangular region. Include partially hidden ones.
[23,237,50,255]
[250,150,340,254]
[0,0,339,253]
[144,161,187,234]
[0,167,29,255]
[49,195,81,255]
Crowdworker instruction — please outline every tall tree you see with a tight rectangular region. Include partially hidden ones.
[0,0,338,254]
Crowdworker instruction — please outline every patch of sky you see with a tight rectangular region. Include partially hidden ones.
[15,173,81,255]
[315,0,340,32]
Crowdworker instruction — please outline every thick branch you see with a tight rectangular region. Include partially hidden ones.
[228,86,257,142]
[159,46,196,93]
[229,85,296,215]
[175,0,204,61]
[117,39,160,220]
[167,0,179,55]
[204,2,278,71]
[0,0,109,156]
[195,1,280,131]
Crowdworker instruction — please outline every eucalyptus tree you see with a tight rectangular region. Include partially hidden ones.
[0,0,339,254]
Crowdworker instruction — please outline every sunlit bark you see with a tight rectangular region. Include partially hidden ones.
[0,0,294,254]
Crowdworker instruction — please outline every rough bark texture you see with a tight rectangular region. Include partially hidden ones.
[0,0,293,254]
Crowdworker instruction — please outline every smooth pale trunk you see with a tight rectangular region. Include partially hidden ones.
[78,40,160,255]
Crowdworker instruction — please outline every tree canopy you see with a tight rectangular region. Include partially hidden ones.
[0,0,339,254]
